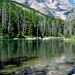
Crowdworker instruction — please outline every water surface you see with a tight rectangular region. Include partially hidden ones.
[0,39,75,74]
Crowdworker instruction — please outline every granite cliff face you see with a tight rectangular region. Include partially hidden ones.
[14,0,75,20]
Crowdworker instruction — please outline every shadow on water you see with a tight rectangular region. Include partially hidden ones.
[0,56,38,69]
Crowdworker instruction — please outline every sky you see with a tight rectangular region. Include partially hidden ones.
[68,0,75,6]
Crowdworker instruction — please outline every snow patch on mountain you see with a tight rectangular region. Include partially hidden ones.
[14,0,75,20]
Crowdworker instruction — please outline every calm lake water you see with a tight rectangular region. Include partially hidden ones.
[0,38,75,74]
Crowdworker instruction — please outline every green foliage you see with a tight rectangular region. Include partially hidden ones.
[3,34,10,39]
[0,36,3,39]
[24,35,35,38]
[8,26,15,38]
[70,36,75,40]
[16,33,21,38]
[0,0,74,39]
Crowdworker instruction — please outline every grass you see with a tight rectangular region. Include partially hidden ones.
[44,36,64,38]
[66,36,75,44]
[70,41,75,44]
[0,36,3,39]
[24,36,64,39]
[70,36,75,40]
[63,36,75,42]
[24,36,37,38]
[0,35,64,39]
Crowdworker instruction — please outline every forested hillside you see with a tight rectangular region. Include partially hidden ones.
[0,0,75,39]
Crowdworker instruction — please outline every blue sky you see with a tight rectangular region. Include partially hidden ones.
[68,0,75,6]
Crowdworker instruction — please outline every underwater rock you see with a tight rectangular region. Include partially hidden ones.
[47,65,59,71]
[34,67,46,75]
[65,62,75,65]
[68,68,75,75]
[20,68,32,75]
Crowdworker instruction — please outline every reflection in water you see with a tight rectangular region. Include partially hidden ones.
[0,39,75,74]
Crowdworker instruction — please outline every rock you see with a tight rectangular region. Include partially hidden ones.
[72,74,75,75]
[34,67,46,75]
[9,72,15,75]
[19,68,32,75]
[68,68,75,75]
[65,62,75,65]
[47,71,52,75]
[47,65,59,71]
[13,38,18,40]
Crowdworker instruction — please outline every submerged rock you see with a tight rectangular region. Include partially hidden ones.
[68,68,75,75]
[19,68,32,75]
[12,67,47,75]
[1,61,75,75]
[34,67,47,75]
[47,65,59,71]
[65,62,75,65]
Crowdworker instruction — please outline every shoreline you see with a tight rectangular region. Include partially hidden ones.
[25,37,64,40]
[0,36,75,41]
[0,36,64,40]
[63,38,75,41]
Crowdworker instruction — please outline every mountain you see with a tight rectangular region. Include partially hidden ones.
[13,0,75,20]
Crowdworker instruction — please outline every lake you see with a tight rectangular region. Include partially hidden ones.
[0,38,75,75]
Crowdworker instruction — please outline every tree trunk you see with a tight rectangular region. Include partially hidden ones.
[8,3,11,33]
[2,1,7,34]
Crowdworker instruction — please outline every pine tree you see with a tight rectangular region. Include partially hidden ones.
[8,1,11,33]
[23,10,27,35]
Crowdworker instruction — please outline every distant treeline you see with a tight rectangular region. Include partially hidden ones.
[0,0,75,38]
